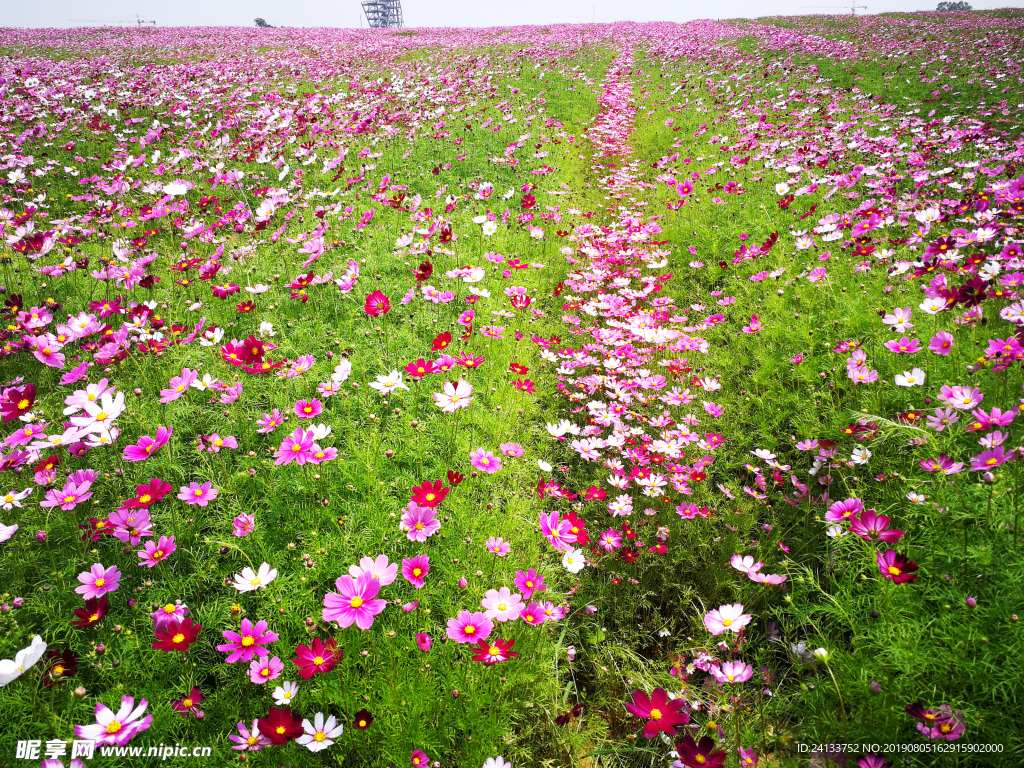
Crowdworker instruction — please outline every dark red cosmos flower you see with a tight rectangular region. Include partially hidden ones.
[675,735,726,767]
[354,708,374,730]
[72,597,109,628]
[431,331,452,351]
[42,649,78,687]
[877,550,919,584]
[625,688,690,738]
[555,703,584,726]
[512,378,536,393]
[258,707,304,745]
[34,453,61,474]
[411,479,448,508]
[153,618,202,652]
[236,301,255,313]
[404,358,436,379]
[471,638,518,663]
[521,193,536,210]
[293,638,340,679]
[1,384,36,422]
[446,470,464,487]
[412,261,433,282]
[509,362,529,374]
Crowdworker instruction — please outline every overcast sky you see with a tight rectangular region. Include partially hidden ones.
[5,0,1022,30]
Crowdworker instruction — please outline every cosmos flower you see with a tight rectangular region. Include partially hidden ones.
[217,618,279,664]
[401,502,441,542]
[297,712,344,753]
[75,564,121,600]
[703,604,752,635]
[177,481,218,507]
[323,571,387,629]
[446,610,493,644]
[232,563,278,593]
[73,696,152,746]
[624,688,690,738]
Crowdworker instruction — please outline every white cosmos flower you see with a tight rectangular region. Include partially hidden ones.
[232,562,278,593]
[273,680,300,705]
[894,368,925,387]
[369,370,408,395]
[1,488,31,510]
[296,712,343,753]
[482,220,498,236]
[561,548,585,574]
[245,284,270,294]
[331,359,352,384]
[162,181,189,197]
[0,635,46,687]
[537,459,553,472]
[483,758,511,768]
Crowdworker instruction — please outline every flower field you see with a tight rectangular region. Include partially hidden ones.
[1,9,1024,767]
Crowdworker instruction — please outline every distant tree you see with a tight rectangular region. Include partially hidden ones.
[937,1,972,10]
[254,17,275,27]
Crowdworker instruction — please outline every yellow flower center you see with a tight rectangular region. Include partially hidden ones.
[106,721,122,734]
[413,568,422,576]
[313,656,324,666]
[95,578,105,587]
[182,698,193,708]
[172,633,185,644]
[241,636,255,647]
[314,732,326,742]
[722,618,733,627]
[650,709,662,721]
[465,625,476,635]
[350,596,363,609]
[888,566,902,576]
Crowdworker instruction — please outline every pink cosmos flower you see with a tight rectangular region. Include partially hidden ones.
[41,480,93,511]
[883,337,921,354]
[850,508,904,543]
[446,610,492,644]
[256,409,284,433]
[111,509,153,546]
[294,399,323,419]
[939,385,983,411]
[486,536,510,556]
[322,572,387,630]
[499,442,525,457]
[273,428,315,465]
[74,696,152,746]
[432,380,473,413]
[138,535,176,568]
[205,434,237,453]
[150,602,189,630]
[748,570,788,585]
[825,497,863,523]
[539,511,576,552]
[514,568,546,600]
[520,602,547,626]
[415,633,432,652]
[249,655,284,684]
[217,618,279,663]
[469,447,502,473]
[229,719,270,752]
[928,332,954,355]
[178,482,217,507]
[402,555,430,589]
[160,368,198,403]
[481,587,524,622]
[349,554,398,586]
[75,564,121,600]
[122,426,173,461]
[400,502,440,542]
[233,513,255,537]
[711,661,753,684]
[971,446,1009,471]
[703,603,751,635]
[598,528,623,551]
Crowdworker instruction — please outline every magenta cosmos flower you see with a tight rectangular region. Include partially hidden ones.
[446,610,492,644]
[249,655,284,685]
[41,480,93,511]
[539,511,576,552]
[401,502,441,542]
[256,409,284,433]
[402,555,430,589]
[178,482,217,507]
[75,564,121,600]
[233,513,255,537]
[876,550,919,583]
[122,426,173,462]
[469,448,502,474]
[217,618,279,664]
[624,688,690,738]
[322,572,387,629]
[273,428,315,466]
[514,568,547,600]
[703,603,752,635]
[293,399,323,419]
[138,536,176,568]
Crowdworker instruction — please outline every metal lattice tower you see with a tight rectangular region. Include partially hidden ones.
[361,0,404,28]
